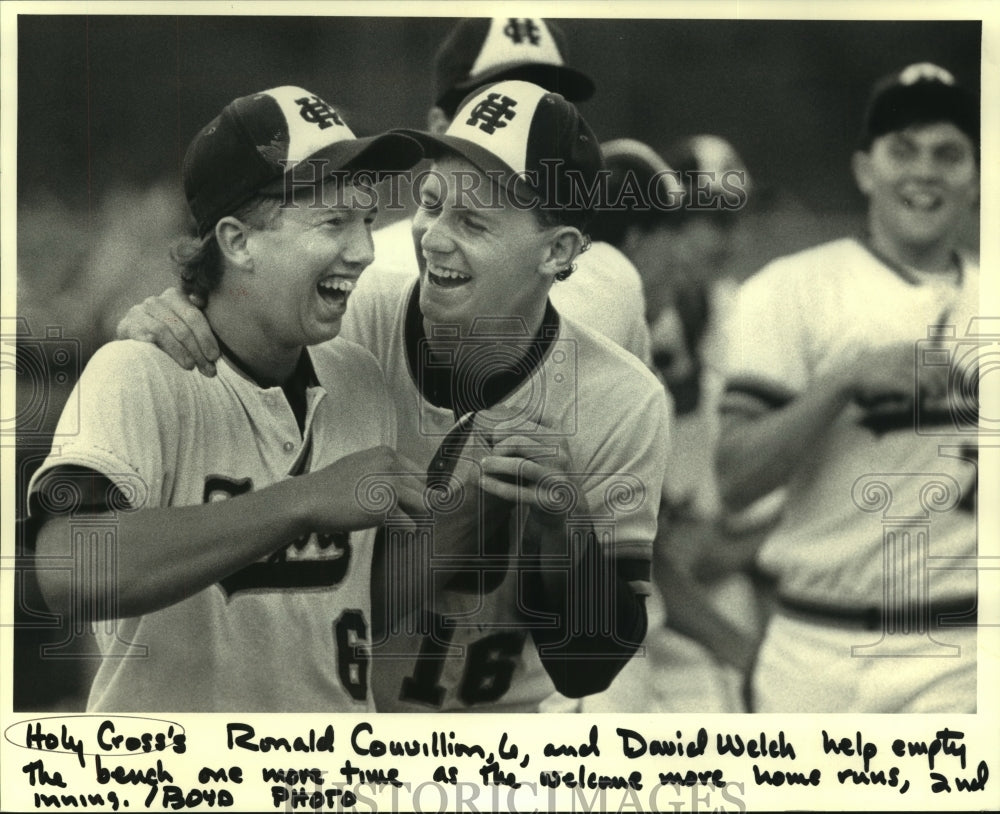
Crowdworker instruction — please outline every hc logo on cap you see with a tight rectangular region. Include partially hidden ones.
[898,63,955,86]
[466,93,518,135]
[295,95,345,129]
[502,18,543,46]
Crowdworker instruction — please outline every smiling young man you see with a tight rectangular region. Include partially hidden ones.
[716,64,980,712]
[349,80,669,711]
[28,87,424,711]
[117,80,670,712]
[369,17,653,366]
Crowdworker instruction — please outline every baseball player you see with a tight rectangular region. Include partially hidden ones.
[117,80,671,712]
[371,17,653,366]
[583,137,761,713]
[717,63,980,712]
[28,87,425,711]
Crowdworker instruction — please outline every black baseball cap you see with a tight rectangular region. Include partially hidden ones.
[183,86,424,237]
[861,62,979,151]
[434,18,595,118]
[588,139,684,244]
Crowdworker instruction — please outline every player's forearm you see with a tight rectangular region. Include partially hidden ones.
[529,558,647,698]
[35,476,314,620]
[716,373,853,511]
[525,517,647,697]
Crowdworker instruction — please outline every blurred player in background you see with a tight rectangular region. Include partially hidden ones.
[653,135,784,633]
[117,80,670,712]
[584,137,765,712]
[371,17,653,365]
[28,87,425,711]
[717,63,980,712]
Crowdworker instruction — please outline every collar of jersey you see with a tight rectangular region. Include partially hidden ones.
[403,280,560,416]
[859,235,964,288]
[213,331,320,436]
[212,331,319,389]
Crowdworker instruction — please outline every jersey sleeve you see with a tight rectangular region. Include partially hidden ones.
[589,380,669,594]
[721,258,813,410]
[27,341,188,515]
[567,350,671,594]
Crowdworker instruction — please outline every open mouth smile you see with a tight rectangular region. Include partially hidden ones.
[899,190,944,212]
[426,261,472,288]
[316,276,356,307]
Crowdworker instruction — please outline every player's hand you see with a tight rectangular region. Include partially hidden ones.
[480,435,595,563]
[116,287,219,377]
[479,435,564,509]
[425,426,514,562]
[303,445,425,533]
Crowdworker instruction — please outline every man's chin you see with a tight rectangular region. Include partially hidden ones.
[305,320,343,346]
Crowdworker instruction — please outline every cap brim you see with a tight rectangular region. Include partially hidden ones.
[392,129,534,204]
[262,132,424,192]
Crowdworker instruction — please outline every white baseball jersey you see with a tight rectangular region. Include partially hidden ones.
[28,338,393,712]
[649,280,735,515]
[337,268,669,711]
[723,237,978,605]
[373,217,653,366]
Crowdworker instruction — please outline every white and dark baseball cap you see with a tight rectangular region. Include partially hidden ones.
[183,86,424,237]
[602,138,685,206]
[398,80,603,228]
[434,18,595,118]
[665,135,752,202]
[588,139,685,244]
[861,63,978,151]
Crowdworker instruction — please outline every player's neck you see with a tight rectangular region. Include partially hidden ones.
[867,224,959,278]
[205,301,300,387]
[421,300,549,353]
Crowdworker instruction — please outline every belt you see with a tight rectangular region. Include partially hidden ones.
[777,595,978,632]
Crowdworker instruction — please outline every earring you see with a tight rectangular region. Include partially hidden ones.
[555,262,576,282]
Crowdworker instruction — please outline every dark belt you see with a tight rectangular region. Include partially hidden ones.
[777,595,978,632]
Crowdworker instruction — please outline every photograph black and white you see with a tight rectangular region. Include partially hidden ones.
[2,3,997,812]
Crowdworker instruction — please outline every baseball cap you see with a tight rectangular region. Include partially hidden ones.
[861,62,979,150]
[602,138,685,208]
[434,18,595,118]
[666,135,751,200]
[587,139,684,244]
[398,80,603,228]
[183,86,424,237]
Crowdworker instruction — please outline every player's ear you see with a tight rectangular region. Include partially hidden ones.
[215,217,254,270]
[538,226,583,280]
[426,106,450,135]
[851,150,874,197]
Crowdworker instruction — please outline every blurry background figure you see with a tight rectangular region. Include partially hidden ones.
[716,63,980,713]
[583,137,780,712]
[655,135,785,587]
[654,135,749,417]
